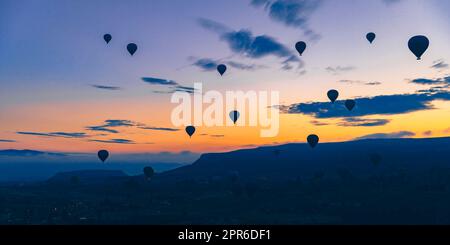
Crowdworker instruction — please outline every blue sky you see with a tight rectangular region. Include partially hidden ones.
[0,0,449,159]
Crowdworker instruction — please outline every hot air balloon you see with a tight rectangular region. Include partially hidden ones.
[217,64,227,76]
[185,126,196,137]
[307,134,319,148]
[345,99,356,111]
[103,34,112,44]
[327,89,339,103]
[408,35,429,60]
[127,43,138,56]
[143,166,155,180]
[229,110,240,124]
[97,150,109,163]
[366,32,376,44]
[295,41,306,56]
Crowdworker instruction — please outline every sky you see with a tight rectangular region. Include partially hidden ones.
[0,0,449,159]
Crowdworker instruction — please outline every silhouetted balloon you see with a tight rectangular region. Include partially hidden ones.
[103,34,112,44]
[229,110,240,124]
[217,64,227,76]
[295,41,306,56]
[185,126,196,137]
[127,43,138,56]
[143,166,154,180]
[327,89,339,103]
[408,35,429,60]
[369,153,382,166]
[307,134,319,148]
[366,32,376,44]
[97,150,109,162]
[345,99,356,111]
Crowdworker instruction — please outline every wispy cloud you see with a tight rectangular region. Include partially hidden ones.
[87,119,180,134]
[141,77,197,94]
[0,139,16,143]
[325,66,356,75]
[86,119,137,134]
[197,18,303,71]
[338,118,390,127]
[250,0,322,40]
[338,80,381,86]
[310,120,329,126]
[142,77,178,86]
[431,59,449,70]
[354,131,415,140]
[89,138,136,144]
[192,58,266,72]
[91,84,122,90]
[210,134,225,138]
[281,90,450,118]
[17,131,88,138]
[423,130,432,136]
[138,126,179,132]
[409,76,450,85]
[382,0,402,5]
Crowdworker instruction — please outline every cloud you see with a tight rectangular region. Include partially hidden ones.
[141,77,197,94]
[354,131,415,140]
[0,149,66,157]
[88,119,180,134]
[192,58,266,72]
[338,118,390,127]
[85,126,119,134]
[250,0,322,40]
[141,77,178,86]
[210,134,225,138]
[310,120,328,126]
[338,80,381,86]
[86,119,137,134]
[382,0,402,5]
[325,66,356,74]
[198,18,303,70]
[282,90,450,118]
[409,76,450,85]
[91,85,122,90]
[89,139,136,144]
[423,130,432,136]
[17,131,88,138]
[431,59,449,70]
[138,126,180,132]
[197,18,231,34]
[0,139,16,143]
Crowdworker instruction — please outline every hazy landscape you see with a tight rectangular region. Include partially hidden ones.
[1,137,449,225]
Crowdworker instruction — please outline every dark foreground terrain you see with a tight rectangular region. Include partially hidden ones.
[1,137,450,224]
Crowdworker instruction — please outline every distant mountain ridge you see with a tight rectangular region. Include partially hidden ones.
[0,149,67,157]
[158,137,450,182]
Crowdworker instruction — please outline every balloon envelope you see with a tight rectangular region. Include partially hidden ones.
[185,126,196,137]
[229,110,240,124]
[103,34,112,44]
[408,35,429,60]
[307,134,319,148]
[143,166,155,179]
[366,32,376,44]
[217,64,227,76]
[97,150,109,162]
[345,99,356,111]
[127,43,138,56]
[295,41,306,56]
[327,89,339,103]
